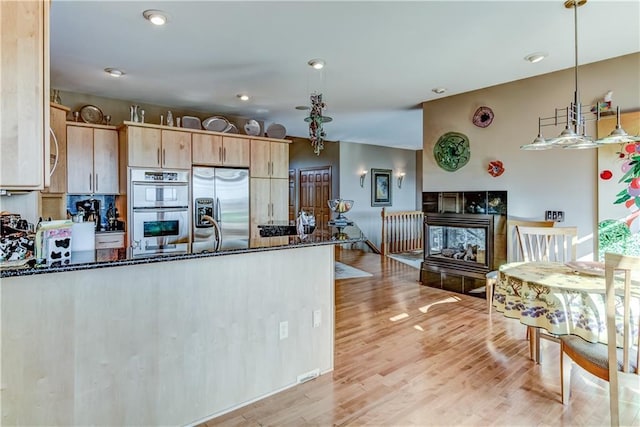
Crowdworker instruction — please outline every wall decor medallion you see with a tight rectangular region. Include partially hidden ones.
[371,168,392,207]
[433,132,470,172]
[472,106,494,128]
[487,160,505,177]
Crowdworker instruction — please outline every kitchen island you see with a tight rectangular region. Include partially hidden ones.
[0,225,365,426]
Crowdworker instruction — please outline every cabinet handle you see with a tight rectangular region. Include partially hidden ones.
[223,147,226,162]
[157,148,160,165]
[89,174,93,192]
[95,174,99,192]
[219,147,222,161]
[163,149,166,166]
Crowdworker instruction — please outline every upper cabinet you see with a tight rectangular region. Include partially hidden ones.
[250,139,289,179]
[0,0,50,190]
[192,134,250,167]
[122,124,191,169]
[67,123,119,194]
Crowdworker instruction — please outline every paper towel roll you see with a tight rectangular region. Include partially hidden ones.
[71,223,96,252]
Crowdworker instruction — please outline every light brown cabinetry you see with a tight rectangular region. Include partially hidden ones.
[44,103,70,193]
[192,134,250,167]
[67,124,119,194]
[250,139,289,179]
[250,178,289,248]
[124,125,191,169]
[0,0,50,189]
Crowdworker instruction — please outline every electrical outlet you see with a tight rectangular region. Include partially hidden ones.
[545,210,565,222]
[279,321,288,340]
[313,309,321,328]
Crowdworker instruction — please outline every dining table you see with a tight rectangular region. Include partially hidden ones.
[493,261,640,363]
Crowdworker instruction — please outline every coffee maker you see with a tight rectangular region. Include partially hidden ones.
[75,198,101,230]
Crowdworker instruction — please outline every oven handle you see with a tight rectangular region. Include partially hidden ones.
[132,206,188,212]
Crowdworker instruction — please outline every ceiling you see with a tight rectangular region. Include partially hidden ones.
[50,1,640,150]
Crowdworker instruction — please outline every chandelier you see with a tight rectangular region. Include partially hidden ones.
[305,92,332,155]
[521,0,639,151]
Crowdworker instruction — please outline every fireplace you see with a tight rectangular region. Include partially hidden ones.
[420,191,507,296]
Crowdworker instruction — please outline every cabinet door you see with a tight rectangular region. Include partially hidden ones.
[45,104,68,193]
[67,126,94,194]
[222,136,250,167]
[271,178,289,222]
[128,126,162,168]
[93,129,119,194]
[161,130,191,169]
[192,133,222,165]
[250,139,271,177]
[270,142,289,179]
[0,0,48,189]
[250,178,271,247]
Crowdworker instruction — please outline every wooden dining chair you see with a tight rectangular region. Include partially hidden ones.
[560,252,640,427]
[516,225,578,361]
[485,219,554,314]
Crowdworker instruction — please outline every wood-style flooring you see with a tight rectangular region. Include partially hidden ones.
[203,248,640,426]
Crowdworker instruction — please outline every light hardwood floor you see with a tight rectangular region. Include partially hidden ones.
[203,248,640,426]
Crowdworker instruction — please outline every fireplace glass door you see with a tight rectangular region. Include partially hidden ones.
[428,224,487,266]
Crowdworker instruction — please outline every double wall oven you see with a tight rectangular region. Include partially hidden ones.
[129,169,189,257]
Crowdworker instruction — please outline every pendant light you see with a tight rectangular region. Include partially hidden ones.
[522,0,638,151]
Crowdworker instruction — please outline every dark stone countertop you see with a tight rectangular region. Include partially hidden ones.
[1,223,366,278]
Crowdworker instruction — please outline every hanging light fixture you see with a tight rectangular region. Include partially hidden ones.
[304,59,332,155]
[521,0,638,151]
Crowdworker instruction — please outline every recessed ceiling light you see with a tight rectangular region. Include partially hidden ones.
[308,59,325,70]
[104,68,124,77]
[432,87,446,94]
[237,94,250,101]
[143,10,168,26]
[524,52,547,63]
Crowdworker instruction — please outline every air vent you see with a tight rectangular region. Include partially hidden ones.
[297,368,320,384]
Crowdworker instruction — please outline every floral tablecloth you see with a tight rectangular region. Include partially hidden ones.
[493,261,640,345]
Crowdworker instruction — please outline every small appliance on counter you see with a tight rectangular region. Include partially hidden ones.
[75,198,101,230]
[35,220,73,267]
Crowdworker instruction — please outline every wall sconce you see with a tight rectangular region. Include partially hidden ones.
[359,170,368,188]
[397,172,406,189]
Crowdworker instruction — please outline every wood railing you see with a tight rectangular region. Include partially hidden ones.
[380,208,424,255]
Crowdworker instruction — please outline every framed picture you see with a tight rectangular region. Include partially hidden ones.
[371,168,392,206]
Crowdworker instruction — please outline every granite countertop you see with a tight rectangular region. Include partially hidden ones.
[1,223,366,278]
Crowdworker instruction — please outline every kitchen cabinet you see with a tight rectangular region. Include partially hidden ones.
[250,177,289,247]
[43,102,70,193]
[67,124,119,194]
[192,134,250,167]
[124,124,191,169]
[250,139,289,179]
[0,0,50,190]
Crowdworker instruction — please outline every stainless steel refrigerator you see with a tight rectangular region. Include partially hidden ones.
[192,167,249,252]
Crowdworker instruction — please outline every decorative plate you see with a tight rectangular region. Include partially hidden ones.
[266,123,287,139]
[202,116,229,132]
[223,123,238,134]
[243,119,261,136]
[181,116,202,130]
[79,105,104,124]
[433,132,470,172]
[488,160,505,177]
[472,106,494,128]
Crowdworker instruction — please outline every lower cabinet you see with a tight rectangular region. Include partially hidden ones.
[250,177,289,248]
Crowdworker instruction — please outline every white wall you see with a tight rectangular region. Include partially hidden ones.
[422,53,640,260]
[339,141,418,248]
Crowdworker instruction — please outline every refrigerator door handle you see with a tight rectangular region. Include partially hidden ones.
[215,197,222,222]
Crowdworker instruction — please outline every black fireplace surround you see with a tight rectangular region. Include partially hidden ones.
[420,191,507,296]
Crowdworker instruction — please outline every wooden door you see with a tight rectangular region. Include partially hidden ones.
[250,139,271,177]
[192,133,222,165]
[66,126,94,194]
[299,166,332,236]
[127,126,161,168]
[270,142,289,178]
[93,129,119,194]
[161,130,191,169]
[222,136,250,167]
